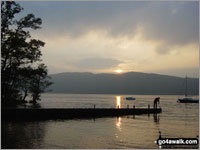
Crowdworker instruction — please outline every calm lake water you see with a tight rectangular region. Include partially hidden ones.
[2,94,199,149]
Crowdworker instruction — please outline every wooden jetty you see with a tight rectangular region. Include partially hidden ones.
[2,107,162,121]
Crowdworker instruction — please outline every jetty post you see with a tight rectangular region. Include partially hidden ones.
[148,104,150,117]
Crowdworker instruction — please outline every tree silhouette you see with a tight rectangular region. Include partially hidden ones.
[1,1,52,105]
[29,64,52,104]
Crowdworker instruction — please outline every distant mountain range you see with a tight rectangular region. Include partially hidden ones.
[49,72,199,95]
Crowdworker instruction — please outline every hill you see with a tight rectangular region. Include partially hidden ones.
[49,72,199,95]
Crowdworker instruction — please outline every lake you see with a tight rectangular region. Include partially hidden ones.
[2,94,199,148]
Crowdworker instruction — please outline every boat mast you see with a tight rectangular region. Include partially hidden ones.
[185,76,187,97]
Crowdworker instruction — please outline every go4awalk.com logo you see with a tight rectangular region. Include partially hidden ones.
[154,137,199,148]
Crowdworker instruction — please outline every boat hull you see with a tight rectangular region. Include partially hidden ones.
[178,99,199,103]
[126,97,136,100]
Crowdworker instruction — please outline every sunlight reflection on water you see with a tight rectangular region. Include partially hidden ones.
[116,117,122,132]
[116,96,121,108]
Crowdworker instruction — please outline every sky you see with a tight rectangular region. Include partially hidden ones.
[18,1,199,78]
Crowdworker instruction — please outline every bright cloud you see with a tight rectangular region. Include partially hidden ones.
[19,1,199,77]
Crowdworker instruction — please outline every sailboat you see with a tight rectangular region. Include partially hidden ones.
[178,76,199,103]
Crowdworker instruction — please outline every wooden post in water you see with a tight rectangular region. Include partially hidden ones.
[127,105,129,109]
[133,105,135,118]
[148,104,150,109]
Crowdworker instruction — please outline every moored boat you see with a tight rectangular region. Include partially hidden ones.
[178,97,199,103]
[126,97,136,100]
[178,76,199,103]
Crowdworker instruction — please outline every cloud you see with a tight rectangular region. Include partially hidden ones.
[18,1,199,77]
[155,44,171,55]
[141,2,199,46]
[72,57,122,70]
[20,1,199,48]
[40,27,198,77]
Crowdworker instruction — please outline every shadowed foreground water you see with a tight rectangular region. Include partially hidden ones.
[2,94,199,149]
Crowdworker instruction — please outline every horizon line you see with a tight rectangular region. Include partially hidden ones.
[49,71,199,79]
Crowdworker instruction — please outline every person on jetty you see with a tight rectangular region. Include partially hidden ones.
[154,97,160,109]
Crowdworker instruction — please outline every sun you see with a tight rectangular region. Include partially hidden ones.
[115,69,122,73]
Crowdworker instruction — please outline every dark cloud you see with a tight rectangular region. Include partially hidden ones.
[73,58,122,69]
[19,1,198,48]
[155,45,171,55]
[141,2,199,46]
